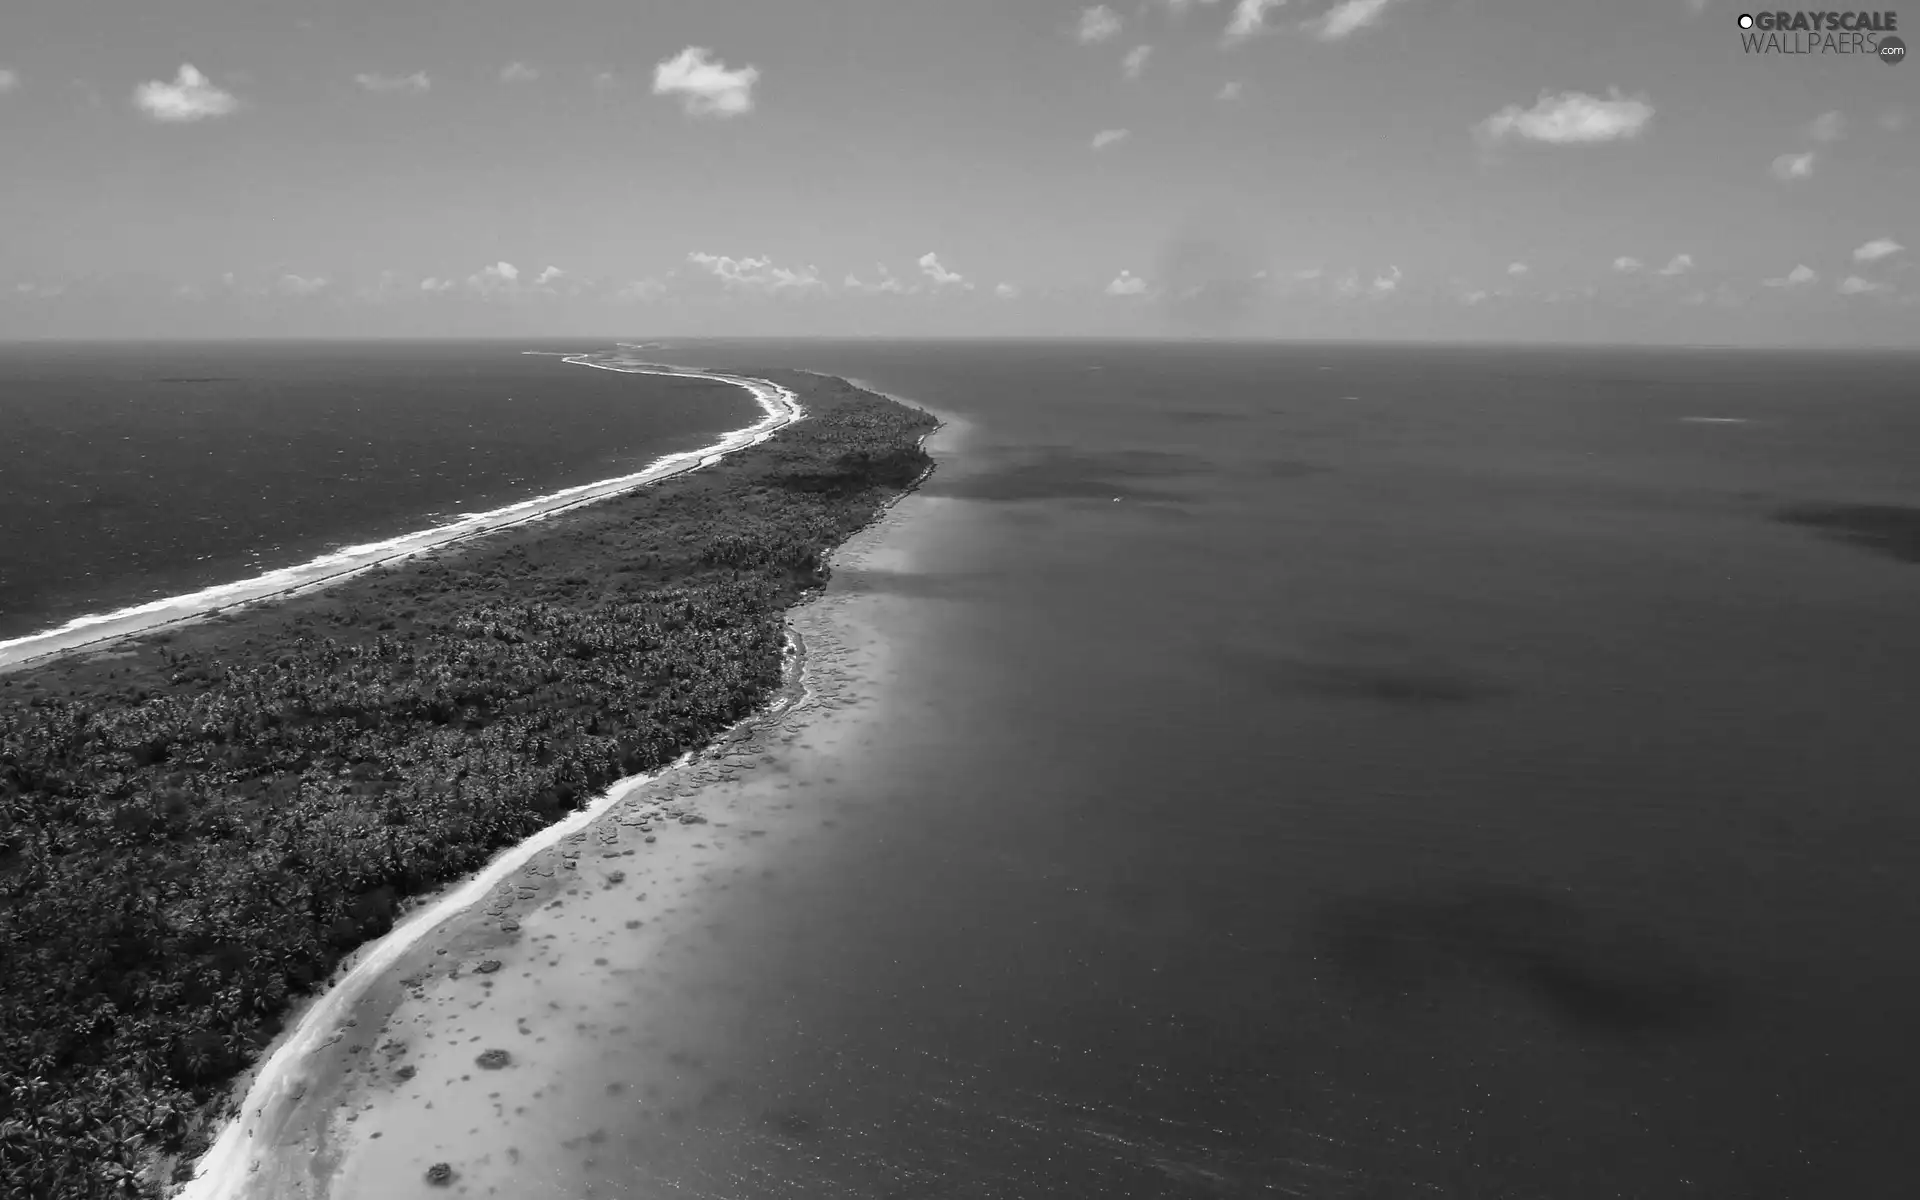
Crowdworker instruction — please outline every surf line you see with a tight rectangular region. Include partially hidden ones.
[0,361,805,674]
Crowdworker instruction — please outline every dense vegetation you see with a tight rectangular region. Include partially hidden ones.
[0,372,935,1200]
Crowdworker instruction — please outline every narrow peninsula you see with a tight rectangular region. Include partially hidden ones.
[0,370,937,1200]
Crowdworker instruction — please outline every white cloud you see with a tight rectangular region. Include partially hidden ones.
[1613,256,1643,273]
[1370,265,1402,295]
[1770,151,1815,180]
[918,252,972,289]
[132,64,239,122]
[1217,80,1243,101]
[468,261,521,291]
[1459,289,1489,305]
[1656,253,1694,276]
[1106,270,1148,296]
[1306,0,1407,40]
[1123,45,1153,79]
[277,274,327,296]
[420,277,456,293]
[844,266,914,295]
[1685,0,1711,13]
[1091,128,1131,150]
[688,252,824,294]
[0,68,20,94]
[1807,110,1846,142]
[994,282,1019,299]
[592,71,619,92]
[1853,238,1904,263]
[534,266,566,286]
[1507,261,1529,276]
[1078,5,1124,43]
[652,47,759,118]
[1763,264,1817,288]
[1224,0,1287,45]
[355,71,430,94]
[499,62,539,83]
[1838,275,1892,295]
[1881,107,1908,133]
[1161,0,1225,15]
[1473,88,1654,147]
[1292,267,1323,281]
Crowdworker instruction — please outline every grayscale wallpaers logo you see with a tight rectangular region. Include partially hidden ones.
[1736,11,1905,59]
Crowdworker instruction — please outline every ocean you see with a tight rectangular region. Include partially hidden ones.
[14,339,1920,1196]
[546,339,1914,1198]
[0,340,761,641]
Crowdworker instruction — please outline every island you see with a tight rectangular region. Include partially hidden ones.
[0,369,938,1199]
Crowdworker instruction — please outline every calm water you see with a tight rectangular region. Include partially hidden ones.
[0,341,759,639]
[527,340,1916,1198]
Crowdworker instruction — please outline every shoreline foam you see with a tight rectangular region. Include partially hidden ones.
[0,356,802,675]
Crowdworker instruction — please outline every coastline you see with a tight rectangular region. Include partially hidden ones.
[165,401,948,1199]
[0,358,801,676]
[0,367,938,1200]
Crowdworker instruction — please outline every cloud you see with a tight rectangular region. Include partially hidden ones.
[1807,110,1846,142]
[1473,88,1654,147]
[419,277,456,293]
[467,261,520,291]
[1161,0,1225,15]
[0,68,19,94]
[1123,45,1153,79]
[132,64,239,122]
[916,252,971,290]
[1882,107,1908,133]
[592,71,619,92]
[1078,6,1124,43]
[355,71,430,94]
[1292,267,1324,281]
[1106,270,1148,296]
[1306,0,1408,40]
[534,266,566,286]
[1459,289,1490,305]
[1613,256,1643,273]
[1224,0,1287,45]
[1656,253,1694,276]
[1370,265,1402,295]
[688,252,824,294]
[1217,80,1243,101]
[1091,128,1131,150]
[1684,0,1711,13]
[499,62,539,83]
[1507,261,1529,276]
[1838,275,1892,295]
[1853,238,1904,263]
[277,274,327,297]
[1763,264,1817,287]
[994,282,1019,299]
[844,265,915,295]
[1769,151,1815,180]
[652,47,759,118]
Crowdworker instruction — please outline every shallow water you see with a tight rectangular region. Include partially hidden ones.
[272,342,1920,1196]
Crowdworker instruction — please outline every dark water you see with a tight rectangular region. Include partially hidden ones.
[0,341,759,639]
[589,341,1918,1198]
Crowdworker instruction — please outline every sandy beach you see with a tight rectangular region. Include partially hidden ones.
[162,400,958,1199]
[0,359,802,675]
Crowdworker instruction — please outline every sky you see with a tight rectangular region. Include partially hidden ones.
[0,0,1914,344]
